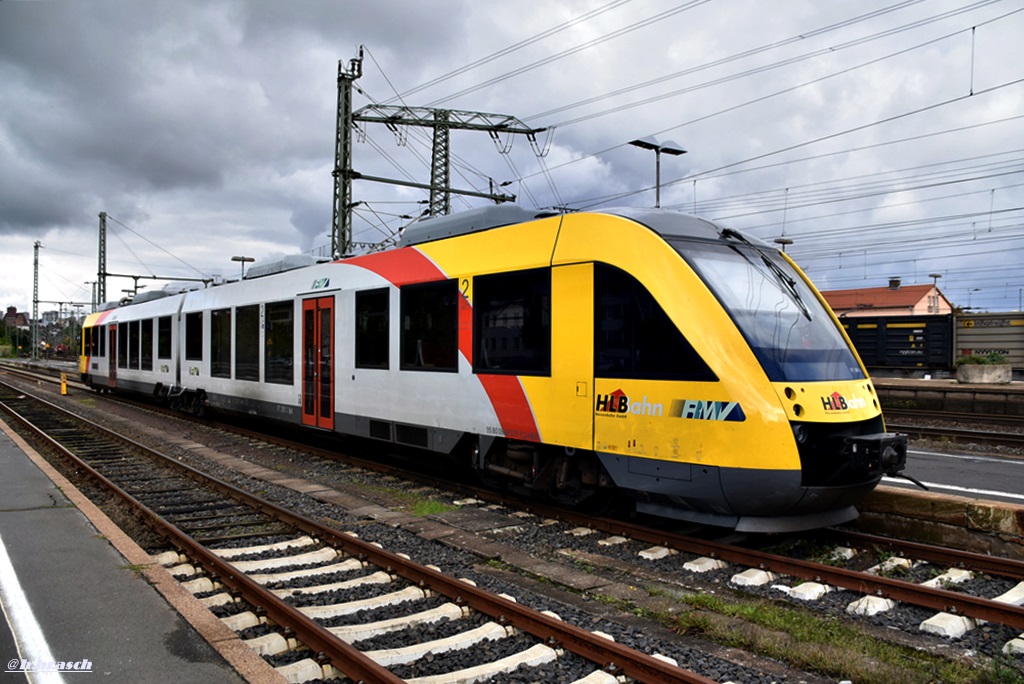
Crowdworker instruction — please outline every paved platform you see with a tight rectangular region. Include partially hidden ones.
[0,422,274,683]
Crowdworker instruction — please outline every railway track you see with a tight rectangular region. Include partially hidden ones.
[0,381,720,684]
[885,408,1024,428]
[4,364,1024,679]
[885,408,1024,449]
[886,423,1024,449]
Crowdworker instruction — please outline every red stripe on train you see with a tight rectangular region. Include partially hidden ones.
[344,248,447,287]
[349,247,540,442]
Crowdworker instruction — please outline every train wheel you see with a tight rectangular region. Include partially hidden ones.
[190,392,207,418]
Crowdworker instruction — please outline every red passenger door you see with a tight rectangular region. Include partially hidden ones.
[301,297,334,430]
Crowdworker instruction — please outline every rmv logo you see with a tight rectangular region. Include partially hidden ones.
[668,399,745,422]
[595,389,664,417]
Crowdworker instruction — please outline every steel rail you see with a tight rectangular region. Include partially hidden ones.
[0,393,405,684]
[885,408,1024,428]
[887,423,1024,448]
[0,384,713,684]
[825,529,1024,580]
[518,504,1024,630]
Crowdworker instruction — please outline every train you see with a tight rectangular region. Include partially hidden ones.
[838,313,1024,378]
[79,205,908,533]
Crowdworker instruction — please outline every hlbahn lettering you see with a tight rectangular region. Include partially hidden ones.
[595,390,664,416]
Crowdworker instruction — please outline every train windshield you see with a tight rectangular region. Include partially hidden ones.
[677,240,865,382]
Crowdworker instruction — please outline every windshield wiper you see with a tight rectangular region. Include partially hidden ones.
[720,228,811,320]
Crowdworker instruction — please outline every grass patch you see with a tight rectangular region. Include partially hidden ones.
[674,592,1017,684]
[409,499,456,517]
[359,481,457,517]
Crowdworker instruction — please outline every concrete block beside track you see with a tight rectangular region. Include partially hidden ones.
[858,486,1024,560]
[874,377,1024,416]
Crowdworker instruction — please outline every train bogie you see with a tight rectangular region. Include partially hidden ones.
[80,206,907,532]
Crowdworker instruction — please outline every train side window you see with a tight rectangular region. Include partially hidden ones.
[265,300,294,385]
[473,268,550,376]
[355,289,389,369]
[141,318,153,371]
[118,322,129,368]
[157,316,172,359]
[594,263,716,381]
[400,280,458,372]
[185,311,203,361]
[211,308,231,378]
[98,324,106,356]
[235,305,260,381]
[129,320,140,369]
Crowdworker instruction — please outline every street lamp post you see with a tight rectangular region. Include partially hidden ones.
[629,137,687,208]
[773,237,793,253]
[967,288,981,309]
[928,273,942,312]
[84,281,96,313]
[232,256,255,279]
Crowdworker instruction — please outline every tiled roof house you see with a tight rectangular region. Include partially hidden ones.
[821,281,953,317]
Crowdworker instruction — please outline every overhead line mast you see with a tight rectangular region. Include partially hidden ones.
[331,49,363,261]
[331,47,548,259]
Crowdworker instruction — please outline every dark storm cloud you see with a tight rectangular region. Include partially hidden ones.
[0,1,357,235]
[0,2,233,233]
[0,0,1020,313]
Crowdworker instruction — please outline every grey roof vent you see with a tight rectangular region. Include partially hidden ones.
[399,205,555,247]
[130,290,170,304]
[245,254,323,278]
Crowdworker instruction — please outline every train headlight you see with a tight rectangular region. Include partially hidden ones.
[791,423,809,445]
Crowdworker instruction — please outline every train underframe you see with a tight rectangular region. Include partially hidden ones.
[467,425,906,533]
[470,437,613,508]
[81,373,906,533]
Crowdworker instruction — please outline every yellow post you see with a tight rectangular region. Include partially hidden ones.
[61,373,68,396]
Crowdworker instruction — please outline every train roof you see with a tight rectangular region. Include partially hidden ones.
[399,204,770,249]
[95,208,771,316]
[399,204,557,246]
[600,207,740,243]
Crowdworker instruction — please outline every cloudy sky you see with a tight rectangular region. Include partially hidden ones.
[1,0,1022,317]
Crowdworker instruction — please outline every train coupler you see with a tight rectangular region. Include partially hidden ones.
[843,432,908,476]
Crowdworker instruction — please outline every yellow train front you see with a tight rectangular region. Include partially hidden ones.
[400,206,907,533]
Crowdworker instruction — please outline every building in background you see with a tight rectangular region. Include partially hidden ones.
[4,306,30,329]
[821,279,952,318]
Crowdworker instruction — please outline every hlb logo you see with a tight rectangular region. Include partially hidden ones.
[311,277,330,289]
[595,389,664,417]
[595,389,629,413]
[821,391,866,412]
